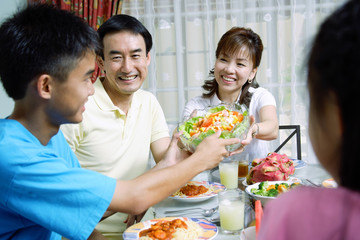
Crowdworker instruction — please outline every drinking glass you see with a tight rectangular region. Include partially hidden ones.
[218,188,245,234]
[219,158,238,189]
[236,152,249,179]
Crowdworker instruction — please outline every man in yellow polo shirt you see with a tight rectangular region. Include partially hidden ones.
[61,14,171,237]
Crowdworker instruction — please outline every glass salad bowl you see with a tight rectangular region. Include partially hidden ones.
[178,103,250,153]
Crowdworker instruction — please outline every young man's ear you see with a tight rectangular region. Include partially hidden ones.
[96,56,105,72]
[36,74,52,99]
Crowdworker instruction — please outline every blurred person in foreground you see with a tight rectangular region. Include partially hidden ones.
[258,0,360,239]
[182,27,278,180]
[0,4,239,239]
[60,14,172,235]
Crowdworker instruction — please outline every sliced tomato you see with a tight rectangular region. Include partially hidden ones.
[201,117,214,128]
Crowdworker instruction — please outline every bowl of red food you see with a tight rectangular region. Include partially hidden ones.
[245,152,295,185]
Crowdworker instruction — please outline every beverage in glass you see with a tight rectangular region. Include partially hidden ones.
[218,188,245,234]
[219,159,238,189]
[236,152,249,179]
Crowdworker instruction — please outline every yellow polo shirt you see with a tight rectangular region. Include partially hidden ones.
[61,78,169,234]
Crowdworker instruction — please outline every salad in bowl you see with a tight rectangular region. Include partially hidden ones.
[245,180,301,206]
[178,103,250,153]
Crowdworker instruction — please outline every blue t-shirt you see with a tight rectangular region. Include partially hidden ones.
[0,119,116,240]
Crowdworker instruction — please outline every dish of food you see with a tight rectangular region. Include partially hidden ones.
[246,152,295,185]
[178,103,250,153]
[249,181,301,197]
[322,178,338,188]
[123,217,218,240]
[242,176,301,187]
[169,181,225,202]
[245,180,302,206]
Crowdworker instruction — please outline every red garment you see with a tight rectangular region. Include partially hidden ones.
[27,0,123,82]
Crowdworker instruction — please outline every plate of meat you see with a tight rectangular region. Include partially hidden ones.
[169,181,226,202]
[123,217,218,240]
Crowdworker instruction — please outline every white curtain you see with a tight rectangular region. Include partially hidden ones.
[121,0,347,163]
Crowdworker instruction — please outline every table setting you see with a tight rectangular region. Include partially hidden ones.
[122,104,334,239]
[121,153,333,240]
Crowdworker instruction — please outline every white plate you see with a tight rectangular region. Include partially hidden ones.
[245,179,302,206]
[169,181,226,202]
[240,226,256,240]
[123,217,218,239]
[242,178,249,187]
[292,159,307,169]
[243,176,301,187]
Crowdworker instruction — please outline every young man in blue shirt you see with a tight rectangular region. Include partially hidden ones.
[0,4,238,239]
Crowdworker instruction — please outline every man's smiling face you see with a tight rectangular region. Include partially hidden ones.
[100,31,150,97]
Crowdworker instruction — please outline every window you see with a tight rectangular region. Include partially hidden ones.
[122,0,346,162]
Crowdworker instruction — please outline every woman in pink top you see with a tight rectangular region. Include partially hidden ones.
[258,0,360,239]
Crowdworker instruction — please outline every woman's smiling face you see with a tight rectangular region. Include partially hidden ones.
[214,49,257,100]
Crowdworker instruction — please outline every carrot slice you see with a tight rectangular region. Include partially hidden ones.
[255,200,263,236]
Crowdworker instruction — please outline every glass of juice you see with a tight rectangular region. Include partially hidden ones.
[218,188,245,234]
[236,152,249,179]
[219,158,238,189]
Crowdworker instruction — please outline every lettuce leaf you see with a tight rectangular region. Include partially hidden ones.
[178,116,203,138]
[207,105,226,114]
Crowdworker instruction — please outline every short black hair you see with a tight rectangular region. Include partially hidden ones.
[0,4,101,100]
[96,14,152,58]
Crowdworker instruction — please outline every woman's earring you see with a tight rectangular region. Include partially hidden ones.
[248,79,253,84]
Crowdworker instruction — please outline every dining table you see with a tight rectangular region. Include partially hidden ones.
[151,161,332,240]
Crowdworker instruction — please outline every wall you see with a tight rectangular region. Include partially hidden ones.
[0,0,26,117]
